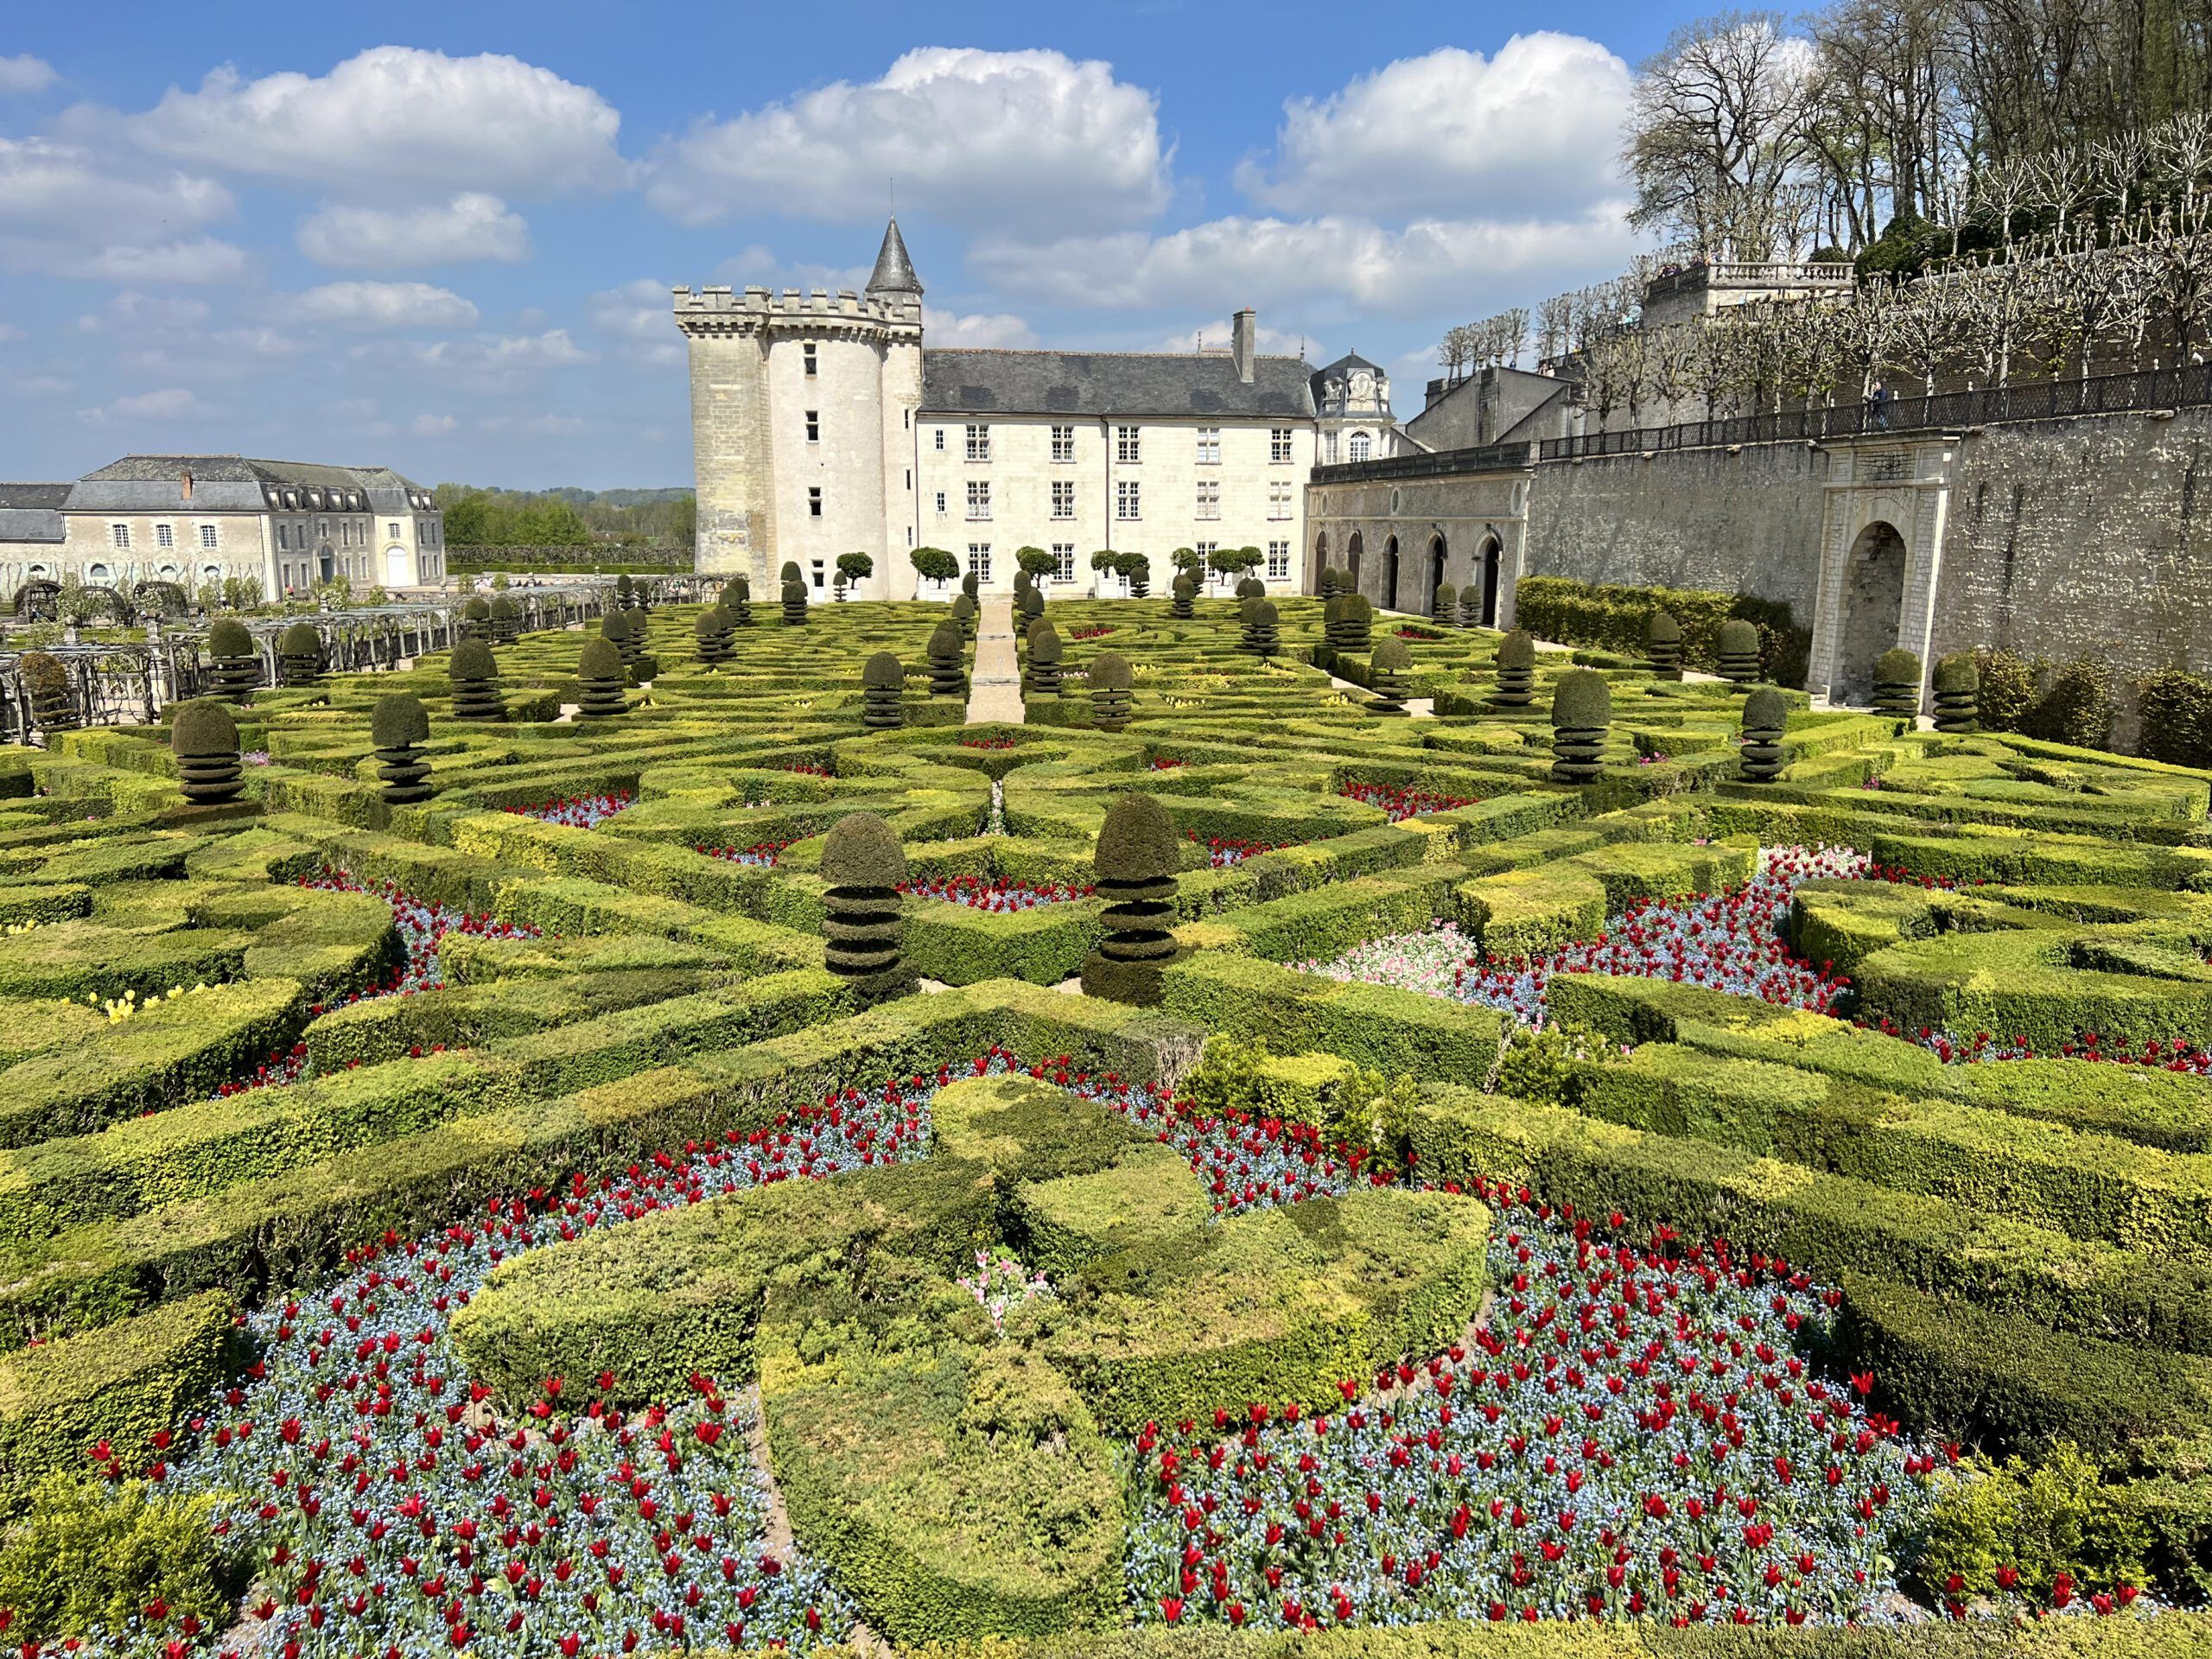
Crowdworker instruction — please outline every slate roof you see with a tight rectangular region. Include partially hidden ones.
[1316,351,1386,378]
[66,455,431,515]
[0,483,66,546]
[920,350,1317,420]
[0,483,72,512]
[866,218,923,297]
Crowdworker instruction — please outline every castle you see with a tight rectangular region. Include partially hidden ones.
[675,220,1400,598]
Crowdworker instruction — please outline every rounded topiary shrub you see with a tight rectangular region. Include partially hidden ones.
[1717,619,1762,683]
[1644,609,1684,679]
[820,811,912,1004]
[616,573,638,611]
[1024,624,1065,699]
[1370,635,1412,715]
[927,621,966,699]
[461,594,493,641]
[1082,791,1179,1005]
[1549,668,1611,784]
[951,592,978,638]
[18,651,73,734]
[1170,574,1196,620]
[206,618,260,704]
[576,636,628,718]
[961,569,979,601]
[172,698,243,804]
[1236,575,1266,601]
[601,606,642,665]
[780,563,802,587]
[1738,686,1789,782]
[728,575,754,626]
[1019,587,1046,628]
[280,621,323,688]
[694,604,734,668]
[372,692,434,804]
[1089,650,1134,731]
[1932,652,1980,734]
[1872,647,1922,717]
[1239,596,1279,658]
[861,652,906,731]
[448,638,505,721]
[781,578,809,627]
[1492,629,1538,709]
[489,594,522,645]
[1341,594,1373,652]
[1433,583,1459,628]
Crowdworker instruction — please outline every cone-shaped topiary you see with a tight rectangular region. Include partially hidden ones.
[490,594,522,646]
[961,569,979,601]
[781,577,809,626]
[576,636,628,718]
[1491,629,1537,709]
[1717,619,1761,683]
[448,638,505,721]
[1089,651,1134,731]
[1080,791,1179,1004]
[951,591,977,639]
[1644,610,1684,679]
[728,575,753,626]
[616,573,637,612]
[1370,635,1412,714]
[280,621,323,687]
[19,651,73,734]
[1873,647,1923,717]
[601,606,643,667]
[1019,586,1045,629]
[372,692,434,804]
[1170,574,1196,620]
[1024,624,1064,698]
[172,697,242,804]
[1549,668,1611,784]
[1240,597,1280,658]
[1932,652,1979,733]
[925,621,966,698]
[1738,687,1789,782]
[861,652,905,730]
[1236,575,1266,601]
[693,604,734,668]
[820,811,912,1003]
[207,618,260,704]
[1433,583,1459,628]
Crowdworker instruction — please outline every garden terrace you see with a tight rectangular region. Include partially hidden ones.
[0,591,2207,1657]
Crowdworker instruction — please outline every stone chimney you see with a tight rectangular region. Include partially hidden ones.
[1230,308,1256,384]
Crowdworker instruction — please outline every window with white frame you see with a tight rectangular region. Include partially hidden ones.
[156,523,175,548]
[1270,427,1294,463]
[1268,480,1293,519]
[1267,540,1291,580]
[966,480,991,520]
[1195,480,1221,520]
[1116,480,1141,520]
[1051,480,1075,519]
[1196,426,1220,464]
[966,543,992,582]
[934,429,946,452]
[965,423,990,461]
[1116,425,1141,464]
[804,410,820,443]
[388,522,401,539]
[935,491,947,514]
[1349,431,1371,462]
[199,524,218,550]
[111,524,130,549]
[1051,425,1074,462]
[1325,433,1339,464]
[1052,543,1076,582]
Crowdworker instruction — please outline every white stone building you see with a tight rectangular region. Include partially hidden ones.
[675,220,1340,597]
[0,455,447,604]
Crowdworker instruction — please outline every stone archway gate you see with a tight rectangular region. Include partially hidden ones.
[1805,433,1961,708]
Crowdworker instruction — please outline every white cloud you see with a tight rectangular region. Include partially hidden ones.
[0,55,56,96]
[129,47,627,198]
[647,48,1170,232]
[411,413,457,436]
[298,192,531,269]
[1147,315,1319,359]
[373,328,596,391]
[16,237,250,283]
[589,277,683,365]
[76,290,211,334]
[283,281,481,330]
[920,307,1037,348]
[80,386,202,423]
[1236,37,1632,220]
[0,136,241,280]
[715,245,870,292]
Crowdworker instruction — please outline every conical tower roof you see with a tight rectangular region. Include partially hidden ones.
[866,218,923,297]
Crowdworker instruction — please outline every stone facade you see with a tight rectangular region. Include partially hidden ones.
[1305,461,1529,623]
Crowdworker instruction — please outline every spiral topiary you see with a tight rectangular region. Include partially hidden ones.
[1717,619,1761,683]
[280,621,323,688]
[1240,597,1281,658]
[458,594,492,643]
[1024,623,1064,698]
[1873,648,1923,718]
[1549,668,1611,784]
[1318,566,1344,600]
[820,811,912,1004]
[926,621,966,698]
[694,604,734,668]
[1080,791,1179,1005]
[448,637,505,721]
[576,636,628,718]
[172,697,242,804]
[19,650,73,734]
[1644,610,1684,679]
[1932,652,1980,733]
[728,575,754,627]
[372,692,434,804]
[781,577,809,627]
[1236,575,1266,601]
[207,618,260,704]
[1738,687,1789,782]
[1491,629,1538,709]
[1433,583,1459,628]
[1089,651,1134,731]
[951,591,977,639]
[1370,635,1412,715]
[1170,575,1196,620]
[490,594,522,646]
[861,652,905,730]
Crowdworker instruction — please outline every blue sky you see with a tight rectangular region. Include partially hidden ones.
[0,2,1684,490]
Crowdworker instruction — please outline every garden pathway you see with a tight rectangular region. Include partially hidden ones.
[965,594,1026,724]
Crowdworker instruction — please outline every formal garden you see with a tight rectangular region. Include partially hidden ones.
[0,569,2204,1659]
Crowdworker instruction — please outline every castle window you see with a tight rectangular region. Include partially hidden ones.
[935,492,946,514]
[905,469,912,491]
[809,487,823,518]
[1270,428,1294,463]
[1325,433,1339,464]
[1052,543,1076,582]
[1116,480,1141,521]
[200,524,218,550]
[1116,426,1141,464]
[966,543,992,582]
[805,411,820,443]
[934,429,945,452]
[156,523,175,549]
[111,524,130,549]
[1051,480,1075,520]
[965,423,990,462]
[1267,540,1291,581]
[1269,480,1293,520]
[1196,426,1221,465]
[966,480,991,521]
[903,409,910,430]
[1051,425,1074,462]
[804,343,817,376]
[1349,431,1371,462]
[1196,480,1221,520]
[1196,540,1218,566]
[388,523,401,539]
[811,559,825,590]
[277,525,289,550]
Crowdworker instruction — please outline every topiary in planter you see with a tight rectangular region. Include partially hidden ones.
[1717,619,1761,683]
[951,591,977,639]
[490,594,522,645]
[728,575,754,627]
[1240,598,1280,658]
[1236,575,1266,601]
[1370,635,1412,715]
[1644,609,1684,679]
[1491,629,1537,709]
[372,692,434,804]
[1738,687,1789,782]
[820,811,912,1003]
[206,618,260,704]
[1089,651,1134,730]
[18,651,73,734]
[1024,624,1064,697]
[280,621,323,687]
[861,652,905,730]
[1873,648,1923,717]
[172,697,243,804]
[1433,583,1459,628]
[448,638,505,721]
[1080,791,1179,1005]
[781,577,809,627]
[576,636,628,718]
[926,621,966,698]
[1933,652,1979,733]
[1170,575,1196,620]
[694,604,734,668]
[1549,668,1611,784]
[1341,594,1373,652]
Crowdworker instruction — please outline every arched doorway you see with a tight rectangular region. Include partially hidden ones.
[1382,537,1400,611]
[1477,535,1503,626]
[1426,535,1448,617]
[1313,531,1328,592]
[385,543,413,587]
[1346,531,1363,594]
[1835,522,1908,703]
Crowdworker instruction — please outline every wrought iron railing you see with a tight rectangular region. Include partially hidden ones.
[1312,440,1536,485]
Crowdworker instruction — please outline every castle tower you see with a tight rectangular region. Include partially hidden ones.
[675,219,925,589]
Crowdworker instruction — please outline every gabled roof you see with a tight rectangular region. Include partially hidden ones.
[921,349,1316,420]
[66,455,431,514]
[866,218,923,297]
[1316,350,1386,378]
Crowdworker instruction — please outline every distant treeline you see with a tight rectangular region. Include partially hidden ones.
[436,483,696,549]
